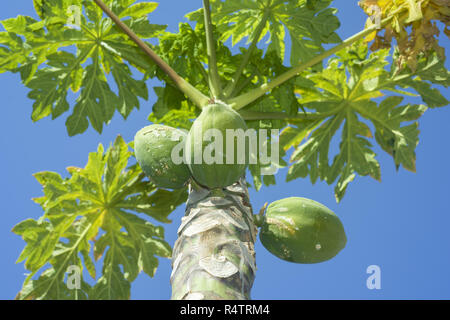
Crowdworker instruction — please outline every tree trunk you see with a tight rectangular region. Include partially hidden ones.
[170,178,257,300]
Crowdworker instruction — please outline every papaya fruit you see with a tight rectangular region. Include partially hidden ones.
[259,197,346,264]
[185,102,248,189]
[134,124,190,189]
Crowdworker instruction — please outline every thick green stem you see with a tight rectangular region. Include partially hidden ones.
[203,0,222,98]
[93,0,209,108]
[171,178,257,300]
[228,15,397,110]
[223,9,271,98]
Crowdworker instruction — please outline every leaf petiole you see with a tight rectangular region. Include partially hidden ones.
[203,0,222,98]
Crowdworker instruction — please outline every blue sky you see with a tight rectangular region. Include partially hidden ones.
[0,1,449,300]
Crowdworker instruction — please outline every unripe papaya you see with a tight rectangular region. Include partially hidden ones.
[134,124,190,189]
[185,102,248,189]
[260,197,346,264]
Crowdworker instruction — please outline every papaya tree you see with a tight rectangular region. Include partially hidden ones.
[1,0,448,299]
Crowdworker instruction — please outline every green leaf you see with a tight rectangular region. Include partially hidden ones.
[288,114,344,184]
[328,109,381,202]
[145,20,211,125]
[12,219,61,272]
[210,0,341,65]
[116,182,187,222]
[14,135,187,299]
[354,96,427,172]
[0,0,165,135]
[385,52,450,108]
[286,41,436,201]
[119,2,158,19]
[248,125,287,191]
[90,264,130,300]
[105,54,148,119]
[66,54,117,135]
[148,101,196,130]
[115,211,171,277]
[279,120,322,152]
[238,50,307,129]
[18,267,91,300]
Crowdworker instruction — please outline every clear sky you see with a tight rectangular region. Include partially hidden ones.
[0,1,449,300]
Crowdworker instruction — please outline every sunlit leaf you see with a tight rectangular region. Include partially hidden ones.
[286,41,441,201]
[0,0,165,135]
[210,0,341,66]
[13,135,187,299]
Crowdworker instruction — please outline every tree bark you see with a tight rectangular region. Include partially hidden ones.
[171,178,257,300]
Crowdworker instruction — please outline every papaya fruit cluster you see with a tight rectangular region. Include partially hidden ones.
[134,102,248,190]
[135,105,347,264]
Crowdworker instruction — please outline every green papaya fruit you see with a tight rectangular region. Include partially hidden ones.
[134,124,190,189]
[185,102,248,189]
[259,197,347,264]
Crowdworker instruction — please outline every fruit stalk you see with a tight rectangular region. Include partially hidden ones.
[203,0,222,98]
[171,178,257,300]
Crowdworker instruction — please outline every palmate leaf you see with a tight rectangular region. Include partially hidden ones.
[284,41,443,202]
[0,0,165,135]
[210,0,341,66]
[13,136,187,300]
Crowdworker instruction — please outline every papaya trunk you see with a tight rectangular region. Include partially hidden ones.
[170,178,257,300]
